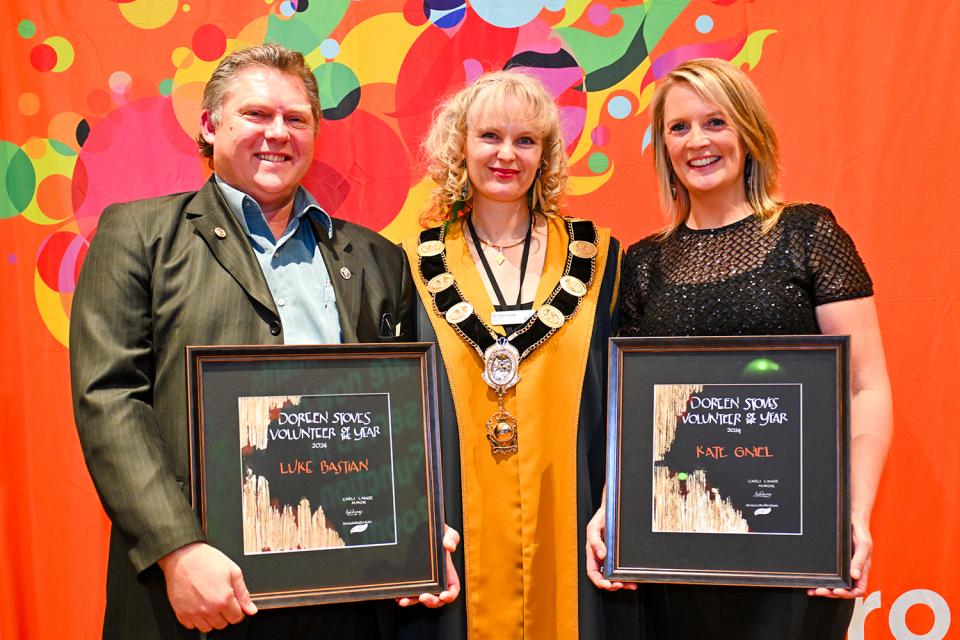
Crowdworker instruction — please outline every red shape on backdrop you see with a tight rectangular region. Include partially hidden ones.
[30,44,57,72]
[35,231,86,292]
[394,12,519,158]
[310,110,410,231]
[402,0,428,26]
[302,159,351,215]
[36,232,71,289]
[192,24,227,62]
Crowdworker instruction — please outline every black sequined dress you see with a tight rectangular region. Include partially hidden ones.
[621,203,873,640]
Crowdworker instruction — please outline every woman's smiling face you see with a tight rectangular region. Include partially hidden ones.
[464,97,543,210]
[663,82,747,204]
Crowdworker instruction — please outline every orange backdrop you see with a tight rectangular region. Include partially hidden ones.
[1,2,957,638]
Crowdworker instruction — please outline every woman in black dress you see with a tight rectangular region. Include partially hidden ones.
[585,58,893,639]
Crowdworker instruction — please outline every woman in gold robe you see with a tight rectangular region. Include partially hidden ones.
[398,71,645,640]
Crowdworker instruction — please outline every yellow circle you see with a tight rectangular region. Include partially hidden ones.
[182,4,191,11]
[18,92,40,116]
[119,0,178,30]
[43,36,75,72]
[171,46,193,68]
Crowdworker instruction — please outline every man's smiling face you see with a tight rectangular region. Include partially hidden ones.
[200,65,316,214]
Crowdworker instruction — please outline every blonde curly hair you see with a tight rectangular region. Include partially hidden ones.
[420,70,568,227]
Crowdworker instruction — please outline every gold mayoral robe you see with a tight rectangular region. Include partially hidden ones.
[399,215,646,640]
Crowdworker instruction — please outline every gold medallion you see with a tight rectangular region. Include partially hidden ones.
[415,219,601,457]
[417,240,446,257]
[537,304,565,329]
[486,409,518,453]
[427,272,455,294]
[568,240,598,259]
[482,340,520,391]
[444,301,473,324]
[560,275,587,297]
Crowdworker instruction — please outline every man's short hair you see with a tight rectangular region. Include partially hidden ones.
[196,42,321,159]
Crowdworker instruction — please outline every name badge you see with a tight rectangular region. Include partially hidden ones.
[491,310,534,326]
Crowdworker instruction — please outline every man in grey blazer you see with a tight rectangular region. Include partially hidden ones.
[70,43,455,638]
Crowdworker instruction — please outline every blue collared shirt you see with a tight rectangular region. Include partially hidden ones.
[215,176,342,344]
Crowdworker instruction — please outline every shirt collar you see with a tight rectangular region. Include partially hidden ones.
[214,175,334,239]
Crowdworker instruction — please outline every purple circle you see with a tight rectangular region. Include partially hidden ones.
[587,4,610,26]
[590,125,610,147]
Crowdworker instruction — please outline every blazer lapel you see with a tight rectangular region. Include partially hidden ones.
[186,179,277,316]
[311,216,364,343]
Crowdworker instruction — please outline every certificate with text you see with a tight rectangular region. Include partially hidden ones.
[605,336,850,588]
[187,343,445,608]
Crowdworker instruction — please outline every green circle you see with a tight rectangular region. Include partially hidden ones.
[18,20,37,39]
[1,142,37,219]
[677,472,688,481]
[314,62,360,120]
[158,79,174,96]
[587,152,609,174]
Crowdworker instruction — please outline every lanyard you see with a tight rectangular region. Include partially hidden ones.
[466,212,533,311]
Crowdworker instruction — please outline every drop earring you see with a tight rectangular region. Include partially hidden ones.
[744,153,754,189]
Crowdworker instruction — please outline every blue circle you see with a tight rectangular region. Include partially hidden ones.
[279,1,297,17]
[695,15,714,34]
[607,96,632,120]
[319,38,340,59]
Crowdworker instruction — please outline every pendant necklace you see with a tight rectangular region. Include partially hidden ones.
[474,233,527,265]
[467,212,534,328]
[415,217,599,454]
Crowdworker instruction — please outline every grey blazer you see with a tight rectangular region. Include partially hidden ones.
[70,178,413,638]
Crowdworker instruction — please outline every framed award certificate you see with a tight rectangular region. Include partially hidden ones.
[605,335,851,588]
[186,343,445,607]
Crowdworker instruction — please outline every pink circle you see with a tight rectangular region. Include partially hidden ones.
[73,97,205,239]
[587,4,610,26]
[109,71,133,95]
[591,125,610,147]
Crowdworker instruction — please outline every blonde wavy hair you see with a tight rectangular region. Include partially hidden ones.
[651,58,783,235]
[420,70,568,227]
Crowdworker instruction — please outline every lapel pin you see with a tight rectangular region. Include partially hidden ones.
[214,227,227,239]
[340,267,352,280]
